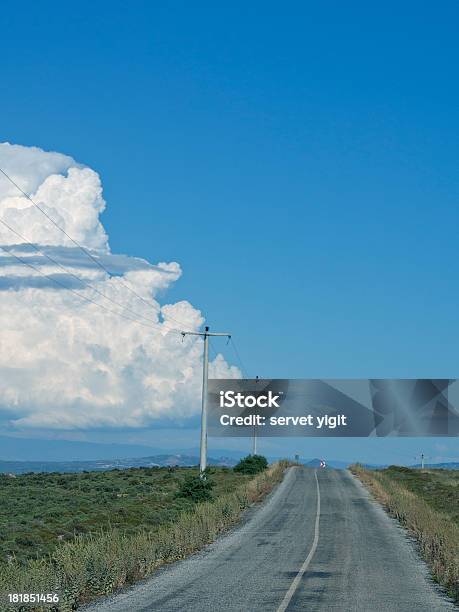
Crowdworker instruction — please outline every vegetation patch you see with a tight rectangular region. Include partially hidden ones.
[0,461,288,611]
[233,454,268,474]
[0,466,248,566]
[351,464,459,604]
[176,472,214,502]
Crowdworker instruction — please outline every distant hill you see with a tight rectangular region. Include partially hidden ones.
[302,458,386,469]
[412,462,459,470]
[301,459,459,471]
[302,458,349,469]
[0,436,164,462]
[0,436,249,463]
[0,454,238,475]
[0,453,366,475]
[363,462,459,471]
[3,435,455,473]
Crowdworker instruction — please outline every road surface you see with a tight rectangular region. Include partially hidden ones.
[85,467,455,611]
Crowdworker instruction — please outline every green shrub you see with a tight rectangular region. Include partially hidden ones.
[176,474,214,502]
[234,455,268,475]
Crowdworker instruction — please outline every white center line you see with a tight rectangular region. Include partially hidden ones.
[276,469,321,612]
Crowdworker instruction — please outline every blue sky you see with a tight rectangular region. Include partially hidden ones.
[1,2,458,463]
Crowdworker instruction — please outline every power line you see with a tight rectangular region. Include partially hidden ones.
[0,167,249,385]
[206,334,250,378]
[0,218,186,333]
[0,166,194,332]
[229,336,249,378]
[0,245,177,332]
[208,338,218,360]
[209,335,249,378]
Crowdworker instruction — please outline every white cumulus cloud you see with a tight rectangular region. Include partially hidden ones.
[0,142,239,430]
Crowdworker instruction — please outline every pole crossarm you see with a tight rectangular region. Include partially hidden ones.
[181,331,231,337]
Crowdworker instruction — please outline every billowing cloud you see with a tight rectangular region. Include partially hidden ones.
[0,143,239,430]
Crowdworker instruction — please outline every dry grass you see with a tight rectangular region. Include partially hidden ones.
[351,464,459,604]
[0,461,289,611]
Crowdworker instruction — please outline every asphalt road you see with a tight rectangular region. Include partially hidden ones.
[85,467,456,612]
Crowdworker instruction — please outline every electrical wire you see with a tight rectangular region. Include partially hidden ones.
[208,338,218,360]
[0,245,177,332]
[0,234,249,372]
[0,166,195,332]
[228,336,249,378]
[0,218,185,333]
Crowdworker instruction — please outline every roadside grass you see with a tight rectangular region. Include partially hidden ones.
[0,462,288,611]
[351,465,459,604]
[0,466,249,565]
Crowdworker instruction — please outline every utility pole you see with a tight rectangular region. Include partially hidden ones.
[181,326,231,478]
[252,375,259,455]
[415,453,427,469]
